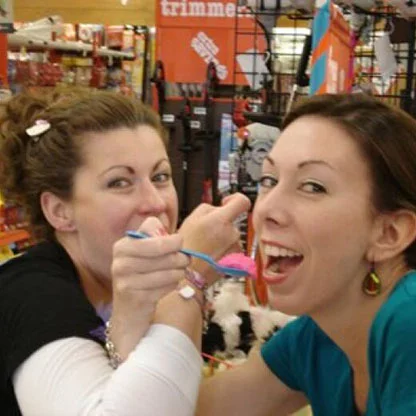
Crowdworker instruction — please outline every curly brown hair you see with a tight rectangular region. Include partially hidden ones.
[0,87,167,241]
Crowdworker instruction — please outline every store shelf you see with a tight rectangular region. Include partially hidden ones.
[0,229,30,247]
[7,33,135,59]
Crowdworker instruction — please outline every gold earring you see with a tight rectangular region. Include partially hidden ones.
[362,264,382,296]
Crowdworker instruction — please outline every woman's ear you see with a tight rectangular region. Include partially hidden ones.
[40,191,76,232]
[367,210,416,262]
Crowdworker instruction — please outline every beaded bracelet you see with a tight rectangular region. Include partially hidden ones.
[179,269,208,328]
[185,268,208,291]
[104,320,123,369]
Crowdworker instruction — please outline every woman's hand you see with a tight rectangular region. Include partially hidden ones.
[178,192,251,285]
[110,217,190,360]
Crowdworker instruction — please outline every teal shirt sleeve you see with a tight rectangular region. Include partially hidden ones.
[369,298,416,415]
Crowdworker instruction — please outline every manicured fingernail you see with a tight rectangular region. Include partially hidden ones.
[149,227,168,237]
[157,227,168,236]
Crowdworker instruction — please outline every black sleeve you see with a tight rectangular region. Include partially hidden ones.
[0,269,104,385]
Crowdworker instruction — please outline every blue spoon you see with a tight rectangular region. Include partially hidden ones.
[126,230,249,278]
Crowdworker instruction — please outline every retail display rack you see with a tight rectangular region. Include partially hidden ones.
[2,17,151,99]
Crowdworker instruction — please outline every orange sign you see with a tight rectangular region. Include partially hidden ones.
[156,0,268,85]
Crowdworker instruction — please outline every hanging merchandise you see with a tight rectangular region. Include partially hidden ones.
[218,114,238,197]
[231,5,316,131]
[351,9,414,111]
[373,27,397,90]
[198,62,219,205]
[12,16,64,40]
[122,26,135,53]
[177,97,203,222]
[77,23,106,46]
[236,123,279,187]
[6,18,151,97]
[286,30,312,112]
[107,25,124,49]
[388,0,416,19]
[151,59,166,115]
[131,31,147,99]
[0,0,13,33]
[90,29,107,89]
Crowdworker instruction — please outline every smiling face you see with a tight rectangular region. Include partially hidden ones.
[62,125,178,282]
[253,116,378,316]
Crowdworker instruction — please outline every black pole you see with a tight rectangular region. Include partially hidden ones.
[403,21,415,114]
[178,98,193,222]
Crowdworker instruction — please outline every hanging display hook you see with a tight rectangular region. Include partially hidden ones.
[385,16,395,36]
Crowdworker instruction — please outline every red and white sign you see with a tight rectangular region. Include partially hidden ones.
[156,0,268,85]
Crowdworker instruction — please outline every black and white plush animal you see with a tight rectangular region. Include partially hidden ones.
[202,282,295,362]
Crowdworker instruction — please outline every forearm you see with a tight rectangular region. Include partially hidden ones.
[108,304,155,361]
[153,279,204,350]
[110,280,204,361]
[103,324,203,414]
[14,327,202,416]
[196,350,309,416]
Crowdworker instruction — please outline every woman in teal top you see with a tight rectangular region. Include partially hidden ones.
[197,93,416,415]
[262,269,416,415]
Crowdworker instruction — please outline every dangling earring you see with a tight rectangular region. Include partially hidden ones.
[362,263,382,296]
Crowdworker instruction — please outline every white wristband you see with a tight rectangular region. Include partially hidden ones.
[177,284,204,313]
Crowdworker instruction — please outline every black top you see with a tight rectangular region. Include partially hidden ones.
[0,241,104,415]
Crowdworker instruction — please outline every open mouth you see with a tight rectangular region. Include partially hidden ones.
[264,245,303,275]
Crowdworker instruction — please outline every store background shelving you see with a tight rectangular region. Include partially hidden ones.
[0,189,31,261]
[0,229,30,247]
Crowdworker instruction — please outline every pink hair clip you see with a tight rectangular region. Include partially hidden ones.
[25,119,51,142]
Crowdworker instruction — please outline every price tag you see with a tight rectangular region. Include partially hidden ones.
[162,114,175,123]
[193,107,207,115]
[190,120,201,129]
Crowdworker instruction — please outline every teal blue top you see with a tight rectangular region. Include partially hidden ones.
[261,271,416,415]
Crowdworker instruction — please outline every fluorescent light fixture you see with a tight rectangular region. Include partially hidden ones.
[272,27,311,35]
